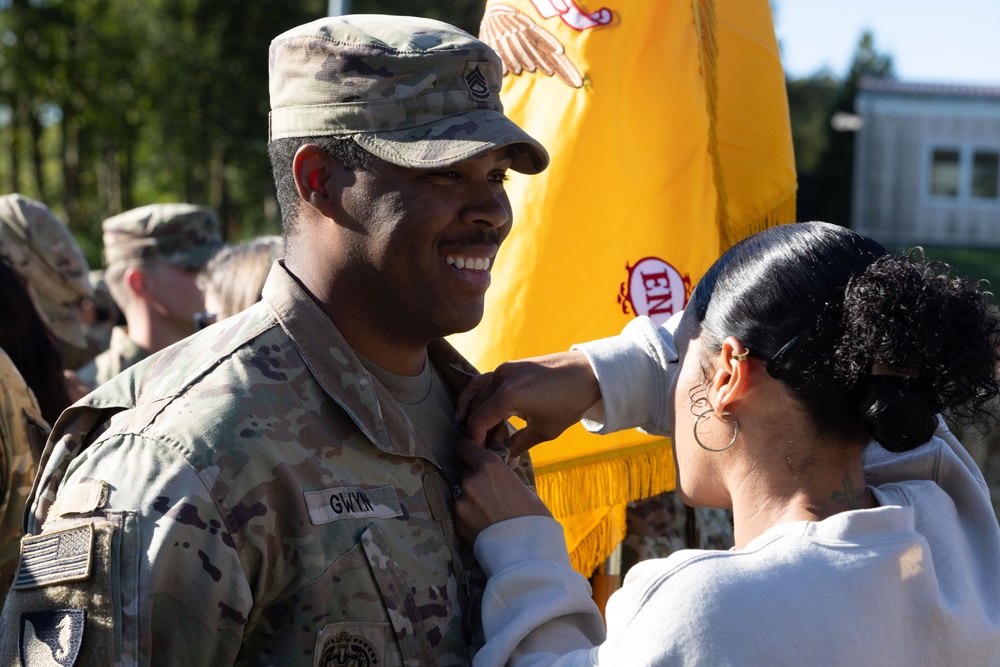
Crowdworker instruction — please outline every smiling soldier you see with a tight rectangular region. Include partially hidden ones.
[0,14,547,666]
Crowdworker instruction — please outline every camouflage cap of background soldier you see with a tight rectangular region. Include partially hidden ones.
[268,14,549,174]
[102,203,224,271]
[0,194,93,349]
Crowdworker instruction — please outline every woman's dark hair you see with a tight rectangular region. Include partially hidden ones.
[0,260,71,430]
[692,221,1000,452]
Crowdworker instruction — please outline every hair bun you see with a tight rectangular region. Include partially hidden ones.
[859,377,937,451]
[836,253,1000,451]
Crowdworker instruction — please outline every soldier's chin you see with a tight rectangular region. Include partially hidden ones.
[445,307,486,337]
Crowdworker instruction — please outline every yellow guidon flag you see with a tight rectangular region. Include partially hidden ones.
[451,0,797,576]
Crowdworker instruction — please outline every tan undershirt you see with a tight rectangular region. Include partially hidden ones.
[357,354,463,483]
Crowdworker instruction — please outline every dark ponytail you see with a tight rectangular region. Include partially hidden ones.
[693,222,1000,451]
[835,253,1000,451]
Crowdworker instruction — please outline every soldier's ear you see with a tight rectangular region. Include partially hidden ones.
[292,144,341,216]
[124,265,148,298]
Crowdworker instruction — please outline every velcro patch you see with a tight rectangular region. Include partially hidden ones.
[304,485,402,525]
[14,525,93,589]
[19,609,85,666]
[55,480,109,517]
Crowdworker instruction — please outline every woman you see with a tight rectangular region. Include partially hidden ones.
[453,222,1000,666]
[195,235,283,326]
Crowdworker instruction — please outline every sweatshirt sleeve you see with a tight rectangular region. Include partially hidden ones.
[571,314,681,437]
[472,516,606,667]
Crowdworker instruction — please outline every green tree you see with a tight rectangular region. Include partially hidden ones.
[796,31,894,225]
[1,0,486,267]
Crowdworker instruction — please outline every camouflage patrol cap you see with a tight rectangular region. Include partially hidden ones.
[102,203,224,270]
[0,194,92,348]
[268,14,549,174]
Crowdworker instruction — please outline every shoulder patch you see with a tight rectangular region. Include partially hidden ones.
[14,525,93,589]
[19,609,85,666]
[303,485,402,525]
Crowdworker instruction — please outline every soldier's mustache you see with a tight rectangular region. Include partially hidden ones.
[448,230,501,247]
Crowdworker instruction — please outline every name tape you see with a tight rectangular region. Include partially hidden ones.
[304,485,402,525]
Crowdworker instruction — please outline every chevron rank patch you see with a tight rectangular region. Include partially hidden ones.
[13,525,94,589]
[19,609,85,666]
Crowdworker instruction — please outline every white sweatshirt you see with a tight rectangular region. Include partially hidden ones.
[472,317,1000,667]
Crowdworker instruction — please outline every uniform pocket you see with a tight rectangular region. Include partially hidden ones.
[360,524,437,666]
[251,524,410,666]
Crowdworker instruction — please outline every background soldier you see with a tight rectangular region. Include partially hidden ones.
[76,203,223,388]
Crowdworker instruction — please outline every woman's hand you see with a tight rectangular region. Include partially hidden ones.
[454,439,552,545]
[456,351,602,459]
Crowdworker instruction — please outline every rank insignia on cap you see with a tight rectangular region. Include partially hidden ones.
[19,609,85,666]
[464,63,492,101]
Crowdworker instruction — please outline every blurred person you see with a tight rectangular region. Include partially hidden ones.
[0,194,93,400]
[621,491,733,574]
[0,15,547,665]
[454,222,1000,666]
[76,203,223,388]
[78,269,123,358]
[0,261,71,430]
[0,261,64,607]
[196,235,283,325]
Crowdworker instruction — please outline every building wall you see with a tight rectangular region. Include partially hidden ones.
[853,91,1000,248]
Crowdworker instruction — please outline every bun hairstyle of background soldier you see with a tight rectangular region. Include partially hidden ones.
[690,221,1000,452]
[196,235,284,325]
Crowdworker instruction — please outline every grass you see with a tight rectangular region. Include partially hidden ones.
[886,245,1000,291]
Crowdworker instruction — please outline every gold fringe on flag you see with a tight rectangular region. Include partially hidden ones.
[534,439,677,520]
[567,504,628,577]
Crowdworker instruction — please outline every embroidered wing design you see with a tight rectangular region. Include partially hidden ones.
[480,4,584,89]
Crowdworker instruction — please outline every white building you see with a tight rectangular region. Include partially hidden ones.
[852,77,1000,248]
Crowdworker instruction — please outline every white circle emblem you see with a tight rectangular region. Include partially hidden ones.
[624,257,686,326]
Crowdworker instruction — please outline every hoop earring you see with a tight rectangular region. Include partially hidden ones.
[692,408,739,452]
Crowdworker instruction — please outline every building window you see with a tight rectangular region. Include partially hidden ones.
[930,149,960,197]
[972,151,999,199]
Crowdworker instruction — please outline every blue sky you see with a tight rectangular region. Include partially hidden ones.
[772,0,1000,85]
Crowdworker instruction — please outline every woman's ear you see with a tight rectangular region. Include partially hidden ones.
[708,336,750,416]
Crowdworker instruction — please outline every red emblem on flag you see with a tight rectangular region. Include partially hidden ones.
[618,257,691,326]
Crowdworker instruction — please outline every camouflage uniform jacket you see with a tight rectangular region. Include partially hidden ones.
[76,325,148,389]
[1,262,533,666]
[0,348,48,610]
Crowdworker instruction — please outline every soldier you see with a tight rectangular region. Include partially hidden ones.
[0,195,91,608]
[76,203,223,388]
[0,14,548,665]
[196,235,284,324]
[0,194,93,392]
[0,263,57,608]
